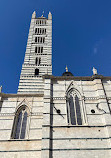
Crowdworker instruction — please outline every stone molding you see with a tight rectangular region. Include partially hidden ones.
[0,93,44,98]
[43,75,111,80]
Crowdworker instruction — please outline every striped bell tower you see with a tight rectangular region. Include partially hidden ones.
[18,11,52,94]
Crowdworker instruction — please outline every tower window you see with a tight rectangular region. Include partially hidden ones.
[40,37,42,43]
[35,47,43,53]
[38,47,40,53]
[43,37,45,43]
[35,37,37,42]
[35,28,37,33]
[42,29,44,34]
[35,58,38,65]
[35,47,37,53]
[39,58,41,65]
[35,37,45,43]
[35,68,39,75]
[41,47,43,53]
[38,37,40,43]
[36,20,46,25]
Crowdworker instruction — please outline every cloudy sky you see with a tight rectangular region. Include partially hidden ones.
[0,0,111,93]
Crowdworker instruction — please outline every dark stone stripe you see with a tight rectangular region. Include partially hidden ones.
[31,118,43,120]
[42,125,111,128]
[0,119,13,120]
[42,137,111,140]
[87,113,110,115]
[42,148,111,151]
[0,139,41,142]
[0,150,41,152]
[0,129,11,130]
[30,128,42,130]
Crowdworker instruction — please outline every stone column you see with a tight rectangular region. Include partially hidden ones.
[94,77,111,155]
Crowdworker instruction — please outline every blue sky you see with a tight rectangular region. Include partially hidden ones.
[0,0,111,93]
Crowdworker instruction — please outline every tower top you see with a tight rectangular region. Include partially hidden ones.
[48,11,52,20]
[32,11,36,19]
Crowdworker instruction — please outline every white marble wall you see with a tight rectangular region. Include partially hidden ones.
[41,77,111,158]
[1,77,111,157]
[0,94,43,158]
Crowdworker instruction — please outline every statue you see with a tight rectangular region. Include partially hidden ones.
[92,67,97,75]
[0,86,2,93]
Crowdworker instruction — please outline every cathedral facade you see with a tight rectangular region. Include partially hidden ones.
[0,12,111,158]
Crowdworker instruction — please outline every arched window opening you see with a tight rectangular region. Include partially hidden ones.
[11,106,29,139]
[35,47,37,53]
[35,58,38,65]
[37,28,39,34]
[67,90,82,125]
[35,28,37,34]
[43,37,45,43]
[35,37,37,42]
[35,68,39,75]
[38,47,40,53]
[41,47,43,53]
[38,58,41,65]
[38,37,40,43]
[40,37,42,43]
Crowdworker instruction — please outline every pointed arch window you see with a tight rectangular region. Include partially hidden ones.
[35,57,38,65]
[11,105,29,139]
[66,89,85,125]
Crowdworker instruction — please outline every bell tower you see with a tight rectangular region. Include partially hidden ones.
[18,11,52,94]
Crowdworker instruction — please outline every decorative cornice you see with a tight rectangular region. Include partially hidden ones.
[31,112,43,116]
[42,75,111,81]
[0,112,43,116]
[0,113,15,116]
[85,96,107,100]
[0,93,44,98]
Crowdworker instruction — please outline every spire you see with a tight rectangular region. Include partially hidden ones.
[48,11,52,20]
[32,11,36,19]
[65,65,68,72]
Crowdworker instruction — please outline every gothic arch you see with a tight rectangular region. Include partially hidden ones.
[66,80,83,97]
[15,98,31,113]
[11,100,31,139]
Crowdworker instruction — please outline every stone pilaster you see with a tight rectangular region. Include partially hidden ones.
[41,78,52,158]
